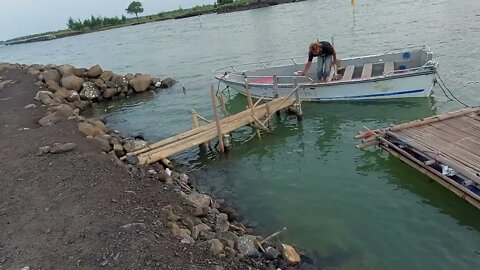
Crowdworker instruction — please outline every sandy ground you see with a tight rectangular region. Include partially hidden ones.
[0,66,252,269]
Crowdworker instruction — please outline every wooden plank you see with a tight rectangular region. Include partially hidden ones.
[383,62,394,75]
[340,65,355,81]
[430,122,480,146]
[441,118,480,140]
[398,128,480,172]
[457,115,480,130]
[361,63,373,79]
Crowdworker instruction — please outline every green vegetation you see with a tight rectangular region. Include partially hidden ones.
[126,1,144,18]
[67,15,127,31]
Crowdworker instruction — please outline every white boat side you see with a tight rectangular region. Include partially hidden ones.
[213,45,438,101]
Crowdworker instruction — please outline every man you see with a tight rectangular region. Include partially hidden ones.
[301,41,338,82]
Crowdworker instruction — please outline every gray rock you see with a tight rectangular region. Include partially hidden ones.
[236,235,260,257]
[99,70,114,81]
[79,82,100,100]
[50,142,77,154]
[215,213,229,233]
[78,122,104,137]
[129,74,152,92]
[56,64,75,76]
[24,103,37,109]
[160,78,177,88]
[264,246,280,260]
[87,136,111,152]
[103,88,118,99]
[123,140,147,152]
[209,239,224,256]
[87,65,103,78]
[38,105,75,126]
[125,153,139,165]
[185,192,212,208]
[41,69,61,83]
[73,68,87,77]
[61,75,84,91]
[192,223,212,240]
[46,80,62,92]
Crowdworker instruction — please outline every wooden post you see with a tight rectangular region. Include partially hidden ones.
[191,109,207,151]
[273,75,281,117]
[265,101,271,129]
[211,85,224,152]
[245,82,261,139]
[293,80,303,121]
[218,94,228,117]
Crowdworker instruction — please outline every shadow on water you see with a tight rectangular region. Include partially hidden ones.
[357,149,480,230]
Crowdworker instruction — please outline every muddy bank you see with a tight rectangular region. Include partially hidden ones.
[0,63,319,269]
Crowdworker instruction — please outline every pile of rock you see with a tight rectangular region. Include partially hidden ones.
[29,63,175,109]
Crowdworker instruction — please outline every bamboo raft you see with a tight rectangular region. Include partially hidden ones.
[124,85,302,165]
[355,107,480,209]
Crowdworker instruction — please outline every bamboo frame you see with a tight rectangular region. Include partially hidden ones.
[211,85,224,153]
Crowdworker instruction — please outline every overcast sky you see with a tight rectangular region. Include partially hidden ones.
[0,0,216,41]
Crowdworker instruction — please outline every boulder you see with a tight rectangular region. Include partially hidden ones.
[281,244,301,265]
[123,140,147,152]
[78,122,104,137]
[61,75,84,91]
[46,80,62,92]
[103,88,118,99]
[57,64,75,76]
[66,91,80,102]
[41,69,61,83]
[79,82,101,100]
[73,68,87,77]
[209,239,224,256]
[92,79,106,91]
[160,78,177,88]
[185,192,211,208]
[236,235,260,257]
[50,143,77,154]
[38,105,75,126]
[215,213,229,233]
[87,65,103,78]
[192,223,212,240]
[129,74,151,92]
[53,87,73,100]
[87,136,111,152]
[99,70,114,81]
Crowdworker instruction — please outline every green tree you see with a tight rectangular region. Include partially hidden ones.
[126,1,144,18]
[217,0,234,6]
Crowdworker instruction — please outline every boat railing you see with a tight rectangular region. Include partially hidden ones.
[211,56,304,73]
[383,59,437,77]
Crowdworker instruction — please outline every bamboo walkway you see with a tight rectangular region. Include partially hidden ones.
[355,107,480,209]
[124,85,301,166]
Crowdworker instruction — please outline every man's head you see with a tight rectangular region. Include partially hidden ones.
[309,42,322,55]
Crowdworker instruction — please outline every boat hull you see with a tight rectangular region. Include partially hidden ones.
[221,72,436,101]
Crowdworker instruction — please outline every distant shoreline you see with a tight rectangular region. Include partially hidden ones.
[3,0,304,46]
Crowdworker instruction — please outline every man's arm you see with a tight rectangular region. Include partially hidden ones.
[302,61,312,76]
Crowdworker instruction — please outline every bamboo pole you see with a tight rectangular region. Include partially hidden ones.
[191,109,207,150]
[378,139,480,208]
[261,87,298,126]
[245,83,261,139]
[197,114,211,123]
[218,95,228,117]
[293,80,302,120]
[211,85,224,153]
[389,107,480,131]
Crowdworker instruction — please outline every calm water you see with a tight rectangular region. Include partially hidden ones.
[2,0,480,269]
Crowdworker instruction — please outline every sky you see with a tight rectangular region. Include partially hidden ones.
[0,0,216,41]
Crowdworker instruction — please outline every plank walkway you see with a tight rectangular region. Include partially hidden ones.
[355,107,480,209]
[131,95,296,165]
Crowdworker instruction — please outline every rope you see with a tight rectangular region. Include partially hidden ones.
[435,72,470,107]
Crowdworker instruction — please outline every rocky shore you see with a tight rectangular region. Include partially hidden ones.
[0,62,319,269]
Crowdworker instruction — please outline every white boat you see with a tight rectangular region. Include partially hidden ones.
[213,45,438,101]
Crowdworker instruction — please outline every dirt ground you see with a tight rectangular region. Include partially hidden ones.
[0,67,254,269]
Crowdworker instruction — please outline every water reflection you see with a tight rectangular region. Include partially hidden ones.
[357,149,480,230]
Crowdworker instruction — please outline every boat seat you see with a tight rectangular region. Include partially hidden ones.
[341,65,355,81]
[361,63,373,79]
[383,62,394,76]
